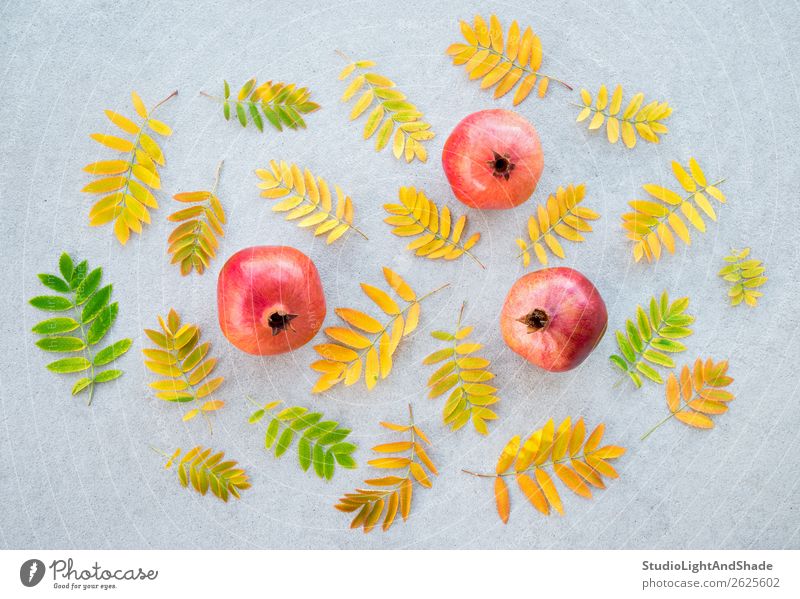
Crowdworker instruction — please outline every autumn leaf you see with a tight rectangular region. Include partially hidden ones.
[575,84,672,148]
[464,418,625,522]
[83,90,176,245]
[718,248,766,307]
[446,14,572,104]
[642,358,734,439]
[515,183,599,267]
[335,406,436,532]
[168,161,226,275]
[623,158,727,263]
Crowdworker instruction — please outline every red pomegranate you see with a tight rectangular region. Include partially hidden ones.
[442,109,543,210]
[500,267,607,372]
[217,246,326,355]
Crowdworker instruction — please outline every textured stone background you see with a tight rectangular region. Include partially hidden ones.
[1,0,798,549]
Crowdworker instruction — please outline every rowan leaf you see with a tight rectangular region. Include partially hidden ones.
[164,446,250,502]
[256,160,366,244]
[610,292,693,390]
[643,359,734,439]
[424,304,499,435]
[448,14,569,103]
[335,406,435,533]
[339,58,432,163]
[312,268,446,392]
[84,90,176,245]
[577,85,671,148]
[515,184,598,267]
[207,78,319,133]
[469,418,624,522]
[623,158,727,263]
[142,308,224,426]
[247,399,356,479]
[384,187,484,268]
[719,248,766,307]
[167,161,226,276]
[30,254,130,404]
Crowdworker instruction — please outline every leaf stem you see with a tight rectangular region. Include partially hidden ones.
[211,159,224,194]
[72,297,97,406]
[153,90,179,111]
[640,412,675,441]
[462,446,604,479]
[148,445,171,459]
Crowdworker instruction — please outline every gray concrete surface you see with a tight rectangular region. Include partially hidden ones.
[1,0,799,549]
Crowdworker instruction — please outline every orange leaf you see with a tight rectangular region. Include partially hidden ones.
[534,468,563,515]
[554,463,591,498]
[516,473,549,514]
[666,373,680,412]
[494,477,510,523]
[675,410,714,429]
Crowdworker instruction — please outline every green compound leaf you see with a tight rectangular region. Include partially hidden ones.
[719,247,767,307]
[209,78,320,133]
[609,291,694,389]
[30,253,131,404]
[248,399,357,480]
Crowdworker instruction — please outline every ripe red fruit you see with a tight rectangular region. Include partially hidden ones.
[500,267,607,372]
[217,246,326,356]
[442,108,544,210]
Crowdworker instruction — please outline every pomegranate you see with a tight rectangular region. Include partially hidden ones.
[442,109,543,210]
[217,246,326,355]
[500,267,607,372]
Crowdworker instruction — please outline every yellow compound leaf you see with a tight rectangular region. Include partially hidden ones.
[577,84,671,148]
[84,90,176,245]
[622,158,727,262]
[424,305,500,435]
[449,13,569,104]
[340,58,432,163]
[642,358,735,439]
[167,161,226,276]
[516,183,597,267]
[312,269,446,393]
[256,160,366,244]
[164,446,250,502]
[384,187,484,267]
[719,247,766,307]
